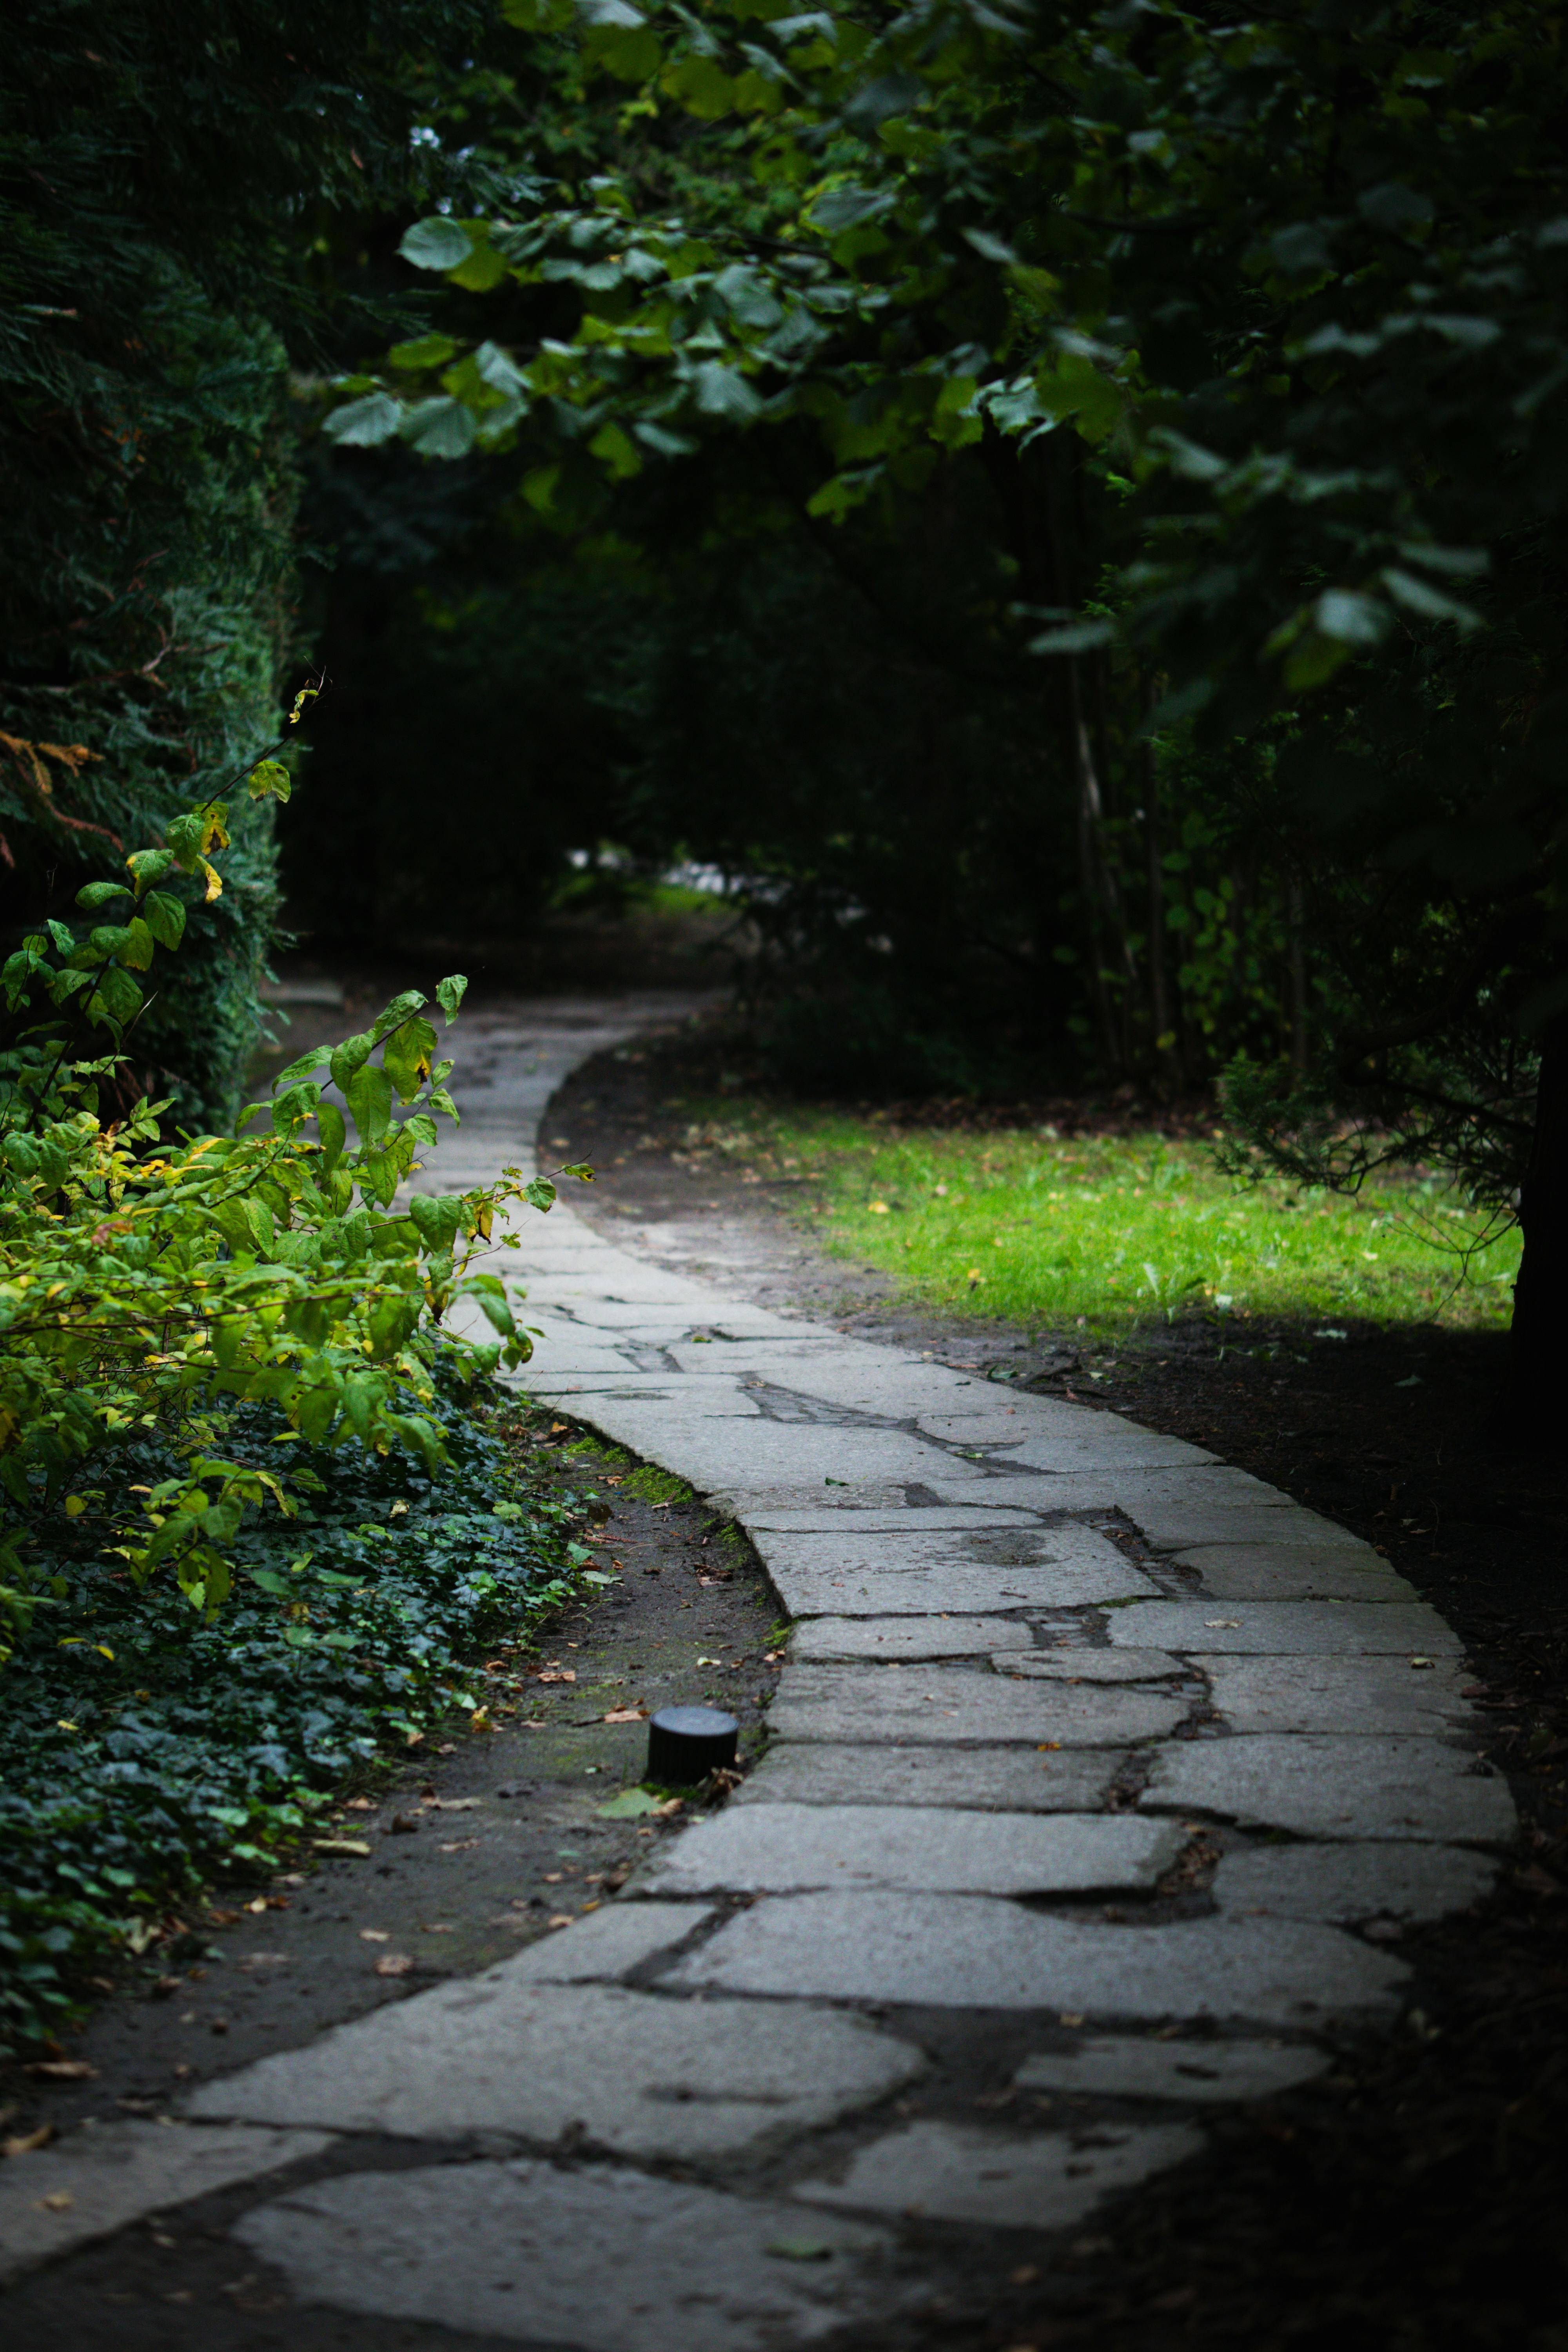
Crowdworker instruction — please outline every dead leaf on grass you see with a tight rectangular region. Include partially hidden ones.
[603,1707,646,1724]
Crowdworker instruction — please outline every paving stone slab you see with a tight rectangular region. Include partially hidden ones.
[185,1981,922,2159]
[1140,1735,1514,1843]
[770,1662,1187,1746]
[712,1484,924,1515]
[1199,1653,1476,1733]
[915,1483,1351,1534]
[238,2160,909,2352]
[1213,1840,1499,1922]
[637,1803,1185,1897]
[0,2120,332,2284]
[1014,2037,1328,2103]
[995,1650,1186,1684]
[752,1524,1158,1619]
[734,1742,1128,1813]
[741,1504,1046,1532]
[770,1563,1159,1618]
[562,1417,980,1496]
[662,1893,1406,2024]
[499,1900,716,1981]
[793,2118,1201,2230]
[1105,1600,1461,1654]
[792,1617,1037,1661]
[917,1424,1219,1474]
[1120,1502,1377,1552]
[1176,1546,1417,1601]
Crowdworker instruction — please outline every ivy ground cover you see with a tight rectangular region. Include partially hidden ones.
[0,1374,594,2049]
[675,1109,1521,1337]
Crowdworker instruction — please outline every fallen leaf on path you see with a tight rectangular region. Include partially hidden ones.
[312,1837,371,1856]
[603,1707,646,1724]
[24,2059,97,2081]
[1204,1620,1241,1630]
[3,2126,55,2157]
[359,1929,390,1942]
[387,1815,420,1836]
[547,1915,573,1929]
[595,1787,665,1818]
[39,2190,74,2212]
[373,1954,414,1976]
[537,1670,577,1684]
[438,1838,479,1853]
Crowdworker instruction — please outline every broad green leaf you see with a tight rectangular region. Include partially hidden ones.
[271,1044,332,1095]
[329,1033,374,1093]
[345,1064,394,1145]
[436,974,468,1024]
[142,891,185,949]
[75,881,130,912]
[323,392,403,446]
[399,217,475,272]
[247,759,292,804]
[390,334,460,370]
[400,397,478,459]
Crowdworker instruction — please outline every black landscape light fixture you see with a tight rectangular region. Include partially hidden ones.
[646,1705,739,1785]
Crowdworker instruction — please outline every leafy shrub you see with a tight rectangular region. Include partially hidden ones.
[0,715,578,1659]
[0,1372,589,2046]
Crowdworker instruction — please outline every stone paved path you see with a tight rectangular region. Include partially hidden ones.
[0,996,1517,2344]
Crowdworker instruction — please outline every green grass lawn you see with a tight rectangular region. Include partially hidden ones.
[675,1106,1521,1336]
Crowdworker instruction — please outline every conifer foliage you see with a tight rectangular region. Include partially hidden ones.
[1,2,482,1121]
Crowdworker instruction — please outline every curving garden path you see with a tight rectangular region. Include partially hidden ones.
[0,994,1517,2347]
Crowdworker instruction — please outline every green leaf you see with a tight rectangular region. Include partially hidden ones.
[594,1786,665,1817]
[323,392,403,447]
[390,334,460,370]
[142,891,186,950]
[399,217,475,273]
[1029,618,1116,656]
[271,1045,332,1094]
[372,991,428,1043]
[329,1033,374,1094]
[317,1101,347,1170]
[384,1017,438,1102]
[691,363,764,422]
[247,759,292,804]
[125,848,176,896]
[75,881,130,912]
[400,397,478,459]
[345,1064,394,1146]
[409,1192,461,1252]
[436,975,468,1025]
[1314,588,1388,647]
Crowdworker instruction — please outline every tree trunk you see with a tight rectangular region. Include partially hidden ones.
[1509,1011,1568,1441]
[1286,874,1309,1074]
[1140,675,1181,1090]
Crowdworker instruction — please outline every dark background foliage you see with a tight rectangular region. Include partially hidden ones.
[0,0,483,1120]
